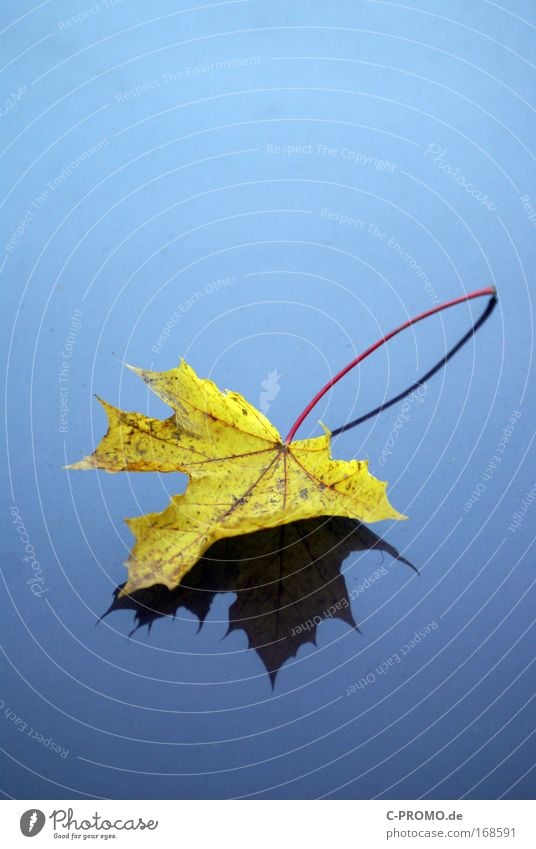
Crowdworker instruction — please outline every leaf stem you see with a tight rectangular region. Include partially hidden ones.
[285,286,497,443]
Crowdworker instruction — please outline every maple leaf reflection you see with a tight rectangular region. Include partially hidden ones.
[105,517,414,684]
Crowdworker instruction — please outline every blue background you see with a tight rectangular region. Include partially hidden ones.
[1,0,535,799]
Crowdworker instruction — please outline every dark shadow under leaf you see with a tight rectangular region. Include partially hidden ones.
[105,517,414,684]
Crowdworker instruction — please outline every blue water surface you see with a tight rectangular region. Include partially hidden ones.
[1,0,535,800]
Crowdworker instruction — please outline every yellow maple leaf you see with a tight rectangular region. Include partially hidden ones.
[69,359,405,595]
